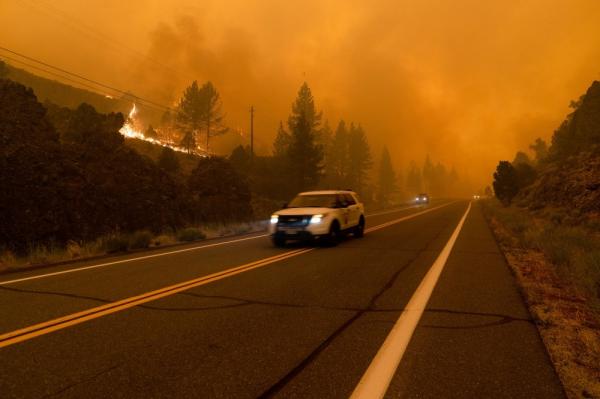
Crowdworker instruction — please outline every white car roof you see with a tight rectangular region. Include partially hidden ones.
[299,190,356,195]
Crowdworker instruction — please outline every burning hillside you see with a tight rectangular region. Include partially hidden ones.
[119,103,205,155]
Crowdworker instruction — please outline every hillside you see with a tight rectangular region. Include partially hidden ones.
[518,80,600,221]
[521,149,600,219]
[3,62,128,114]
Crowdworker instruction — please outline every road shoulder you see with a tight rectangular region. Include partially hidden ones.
[387,201,566,398]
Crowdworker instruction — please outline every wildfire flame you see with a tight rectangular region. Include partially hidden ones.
[119,104,192,154]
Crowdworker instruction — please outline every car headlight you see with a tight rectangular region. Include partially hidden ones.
[310,214,325,224]
[415,197,420,201]
[270,215,279,224]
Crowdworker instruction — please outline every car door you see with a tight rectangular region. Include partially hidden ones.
[344,194,359,226]
[336,194,351,229]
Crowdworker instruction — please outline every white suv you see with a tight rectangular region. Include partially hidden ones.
[269,190,365,247]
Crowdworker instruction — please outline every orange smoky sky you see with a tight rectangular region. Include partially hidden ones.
[2,0,600,188]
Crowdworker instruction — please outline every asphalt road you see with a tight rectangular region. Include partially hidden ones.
[0,201,565,398]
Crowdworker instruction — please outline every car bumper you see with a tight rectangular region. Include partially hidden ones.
[268,222,330,238]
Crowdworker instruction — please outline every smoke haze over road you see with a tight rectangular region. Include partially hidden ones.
[3,0,600,187]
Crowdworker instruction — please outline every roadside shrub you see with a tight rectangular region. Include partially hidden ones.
[152,234,175,247]
[176,227,206,242]
[104,235,130,253]
[0,250,16,270]
[129,230,153,249]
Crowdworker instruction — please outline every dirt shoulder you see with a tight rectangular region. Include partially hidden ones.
[481,200,600,398]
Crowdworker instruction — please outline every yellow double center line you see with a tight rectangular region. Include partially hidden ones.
[0,249,311,349]
[0,201,456,349]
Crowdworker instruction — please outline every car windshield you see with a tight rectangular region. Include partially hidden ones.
[287,194,337,208]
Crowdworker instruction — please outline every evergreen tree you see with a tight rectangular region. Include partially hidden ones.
[175,81,227,154]
[431,162,448,197]
[512,151,532,165]
[229,145,251,172]
[327,120,350,187]
[493,161,519,206]
[286,83,323,191]
[347,123,372,194]
[179,131,196,154]
[175,81,203,154]
[422,155,434,192]
[406,161,422,194]
[377,146,397,207]
[198,81,228,153]
[287,111,323,191]
[529,138,548,164]
[287,82,322,133]
[318,120,334,185]
[273,121,290,158]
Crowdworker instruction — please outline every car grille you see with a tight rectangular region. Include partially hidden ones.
[277,215,310,227]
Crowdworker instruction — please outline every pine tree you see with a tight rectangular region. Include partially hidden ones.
[326,120,350,187]
[422,155,434,192]
[287,82,322,133]
[175,81,227,154]
[406,161,422,194]
[347,123,372,194]
[175,81,203,154]
[198,81,228,153]
[286,83,323,191]
[377,146,397,207]
[512,151,532,165]
[273,121,290,158]
[529,138,548,164]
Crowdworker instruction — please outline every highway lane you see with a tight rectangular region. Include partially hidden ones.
[0,202,436,335]
[0,201,564,398]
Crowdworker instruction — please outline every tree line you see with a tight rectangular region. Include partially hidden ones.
[0,78,251,254]
[227,82,464,207]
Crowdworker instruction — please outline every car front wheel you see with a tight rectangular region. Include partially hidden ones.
[272,234,286,247]
[323,220,341,246]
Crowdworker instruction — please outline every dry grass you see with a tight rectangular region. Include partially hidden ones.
[483,201,600,399]
[0,221,268,272]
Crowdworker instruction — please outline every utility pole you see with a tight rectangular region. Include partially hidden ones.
[249,105,254,158]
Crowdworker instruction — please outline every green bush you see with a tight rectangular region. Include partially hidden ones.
[104,235,130,253]
[129,230,153,249]
[176,227,206,242]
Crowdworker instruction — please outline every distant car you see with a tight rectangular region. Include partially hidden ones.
[415,193,429,204]
[269,190,365,247]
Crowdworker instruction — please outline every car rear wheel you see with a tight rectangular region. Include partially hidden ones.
[354,216,365,238]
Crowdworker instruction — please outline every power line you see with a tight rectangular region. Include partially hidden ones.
[14,0,194,81]
[0,55,169,114]
[1,54,113,96]
[0,46,172,112]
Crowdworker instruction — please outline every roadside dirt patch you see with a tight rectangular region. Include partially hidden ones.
[487,216,600,399]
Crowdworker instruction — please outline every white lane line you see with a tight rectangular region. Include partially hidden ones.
[366,205,416,217]
[350,202,472,399]
[0,234,268,285]
[365,202,457,234]
[0,201,455,286]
